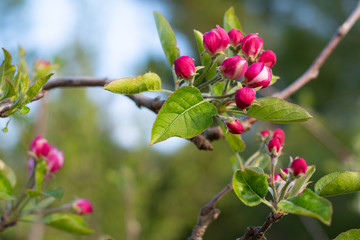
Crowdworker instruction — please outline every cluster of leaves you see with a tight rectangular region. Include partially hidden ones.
[0,158,92,235]
[0,48,55,130]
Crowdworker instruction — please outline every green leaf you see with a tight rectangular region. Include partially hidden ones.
[25,188,64,200]
[104,72,161,95]
[223,7,243,32]
[0,160,16,187]
[18,105,30,115]
[153,11,180,66]
[288,165,315,198]
[150,87,217,145]
[278,189,332,225]
[233,168,268,206]
[26,73,54,103]
[314,171,360,196]
[334,229,360,240]
[193,30,217,80]
[44,213,93,235]
[0,174,14,200]
[246,97,312,123]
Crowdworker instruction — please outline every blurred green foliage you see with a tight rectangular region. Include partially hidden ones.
[1,0,360,239]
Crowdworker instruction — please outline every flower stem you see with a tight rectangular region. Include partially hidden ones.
[194,56,218,86]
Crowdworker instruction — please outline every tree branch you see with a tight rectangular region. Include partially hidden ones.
[188,183,233,240]
[237,212,285,240]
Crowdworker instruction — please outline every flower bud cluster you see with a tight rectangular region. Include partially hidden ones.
[266,128,285,155]
[29,135,64,176]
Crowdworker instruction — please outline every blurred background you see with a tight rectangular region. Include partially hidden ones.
[0,0,360,239]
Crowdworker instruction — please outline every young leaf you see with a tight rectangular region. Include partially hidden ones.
[25,188,64,200]
[288,165,315,198]
[193,30,217,80]
[221,123,245,152]
[153,11,180,66]
[43,213,93,235]
[314,171,360,197]
[334,229,360,240]
[104,72,161,94]
[223,7,243,32]
[278,189,332,225]
[0,159,16,187]
[26,73,54,103]
[150,87,217,145]
[0,174,14,200]
[246,97,312,123]
[233,168,268,206]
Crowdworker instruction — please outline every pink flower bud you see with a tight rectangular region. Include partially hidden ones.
[73,199,93,215]
[203,25,229,56]
[273,174,282,182]
[220,56,248,80]
[30,135,51,158]
[260,130,270,138]
[290,158,308,176]
[46,147,64,174]
[241,33,263,62]
[35,59,50,68]
[273,128,285,144]
[226,120,244,134]
[174,56,196,79]
[258,50,277,68]
[235,87,255,109]
[268,137,282,153]
[283,168,289,175]
[228,29,243,48]
[244,62,272,89]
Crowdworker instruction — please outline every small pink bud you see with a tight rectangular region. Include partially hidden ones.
[203,25,229,56]
[283,168,289,175]
[228,29,243,48]
[258,50,277,68]
[242,33,263,62]
[73,199,93,215]
[174,56,196,79]
[290,158,308,176]
[268,137,282,154]
[273,128,285,144]
[30,135,51,158]
[235,87,255,109]
[46,147,64,174]
[226,120,244,134]
[273,174,282,182]
[220,56,248,80]
[260,130,270,138]
[35,59,50,68]
[244,62,272,89]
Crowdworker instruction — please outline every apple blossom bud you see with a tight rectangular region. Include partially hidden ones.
[174,56,196,79]
[46,147,64,174]
[260,130,270,138]
[244,62,272,89]
[242,33,263,62]
[220,56,248,80]
[273,128,285,144]
[30,135,51,158]
[283,168,289,175]
[34,59,50,68]
[273,174,282,182]
[258,50,277,68]
[268,137,282,154]
[228,29,243,48]
[290,158,308,176]
[203,25,229,56]
[73,199,93,215]
[235,87,255,109]
[226,120,244,134]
